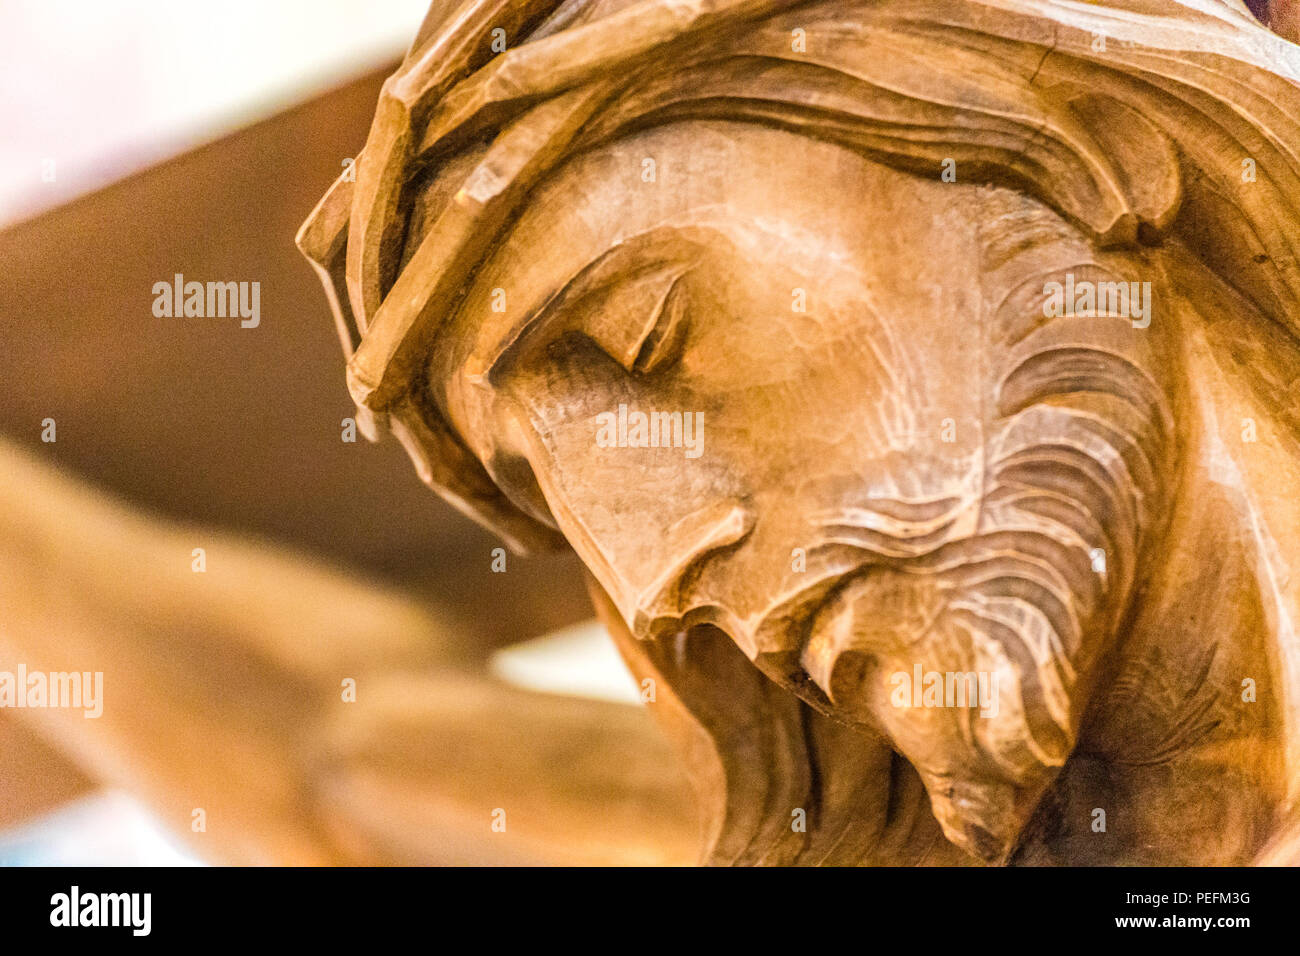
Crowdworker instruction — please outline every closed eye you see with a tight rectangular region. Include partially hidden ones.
[579,263,691,374]
[469,231,704,387]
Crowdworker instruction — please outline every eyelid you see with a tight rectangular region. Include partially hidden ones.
[469,256,694,388]
[631,274,690,373]
[582,263,692,374]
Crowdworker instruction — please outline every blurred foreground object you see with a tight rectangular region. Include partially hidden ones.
[0,438,696,864]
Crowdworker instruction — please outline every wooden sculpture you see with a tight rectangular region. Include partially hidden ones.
[300,0,1300,865]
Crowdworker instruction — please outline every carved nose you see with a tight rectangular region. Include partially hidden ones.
[622,498,755,638]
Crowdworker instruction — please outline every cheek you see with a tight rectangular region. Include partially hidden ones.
[680,269,988,462]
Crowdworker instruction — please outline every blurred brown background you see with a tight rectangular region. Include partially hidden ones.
[0,64,591,648]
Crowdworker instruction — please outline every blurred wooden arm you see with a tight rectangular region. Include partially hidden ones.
[0,439,697,864]
[0,715,94,832]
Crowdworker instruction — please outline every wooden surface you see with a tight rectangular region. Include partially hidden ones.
[3,0,1298,869]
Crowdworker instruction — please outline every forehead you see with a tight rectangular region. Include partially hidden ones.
[426,119,990,390]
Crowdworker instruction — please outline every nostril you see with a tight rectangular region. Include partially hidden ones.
[629,498,755,639]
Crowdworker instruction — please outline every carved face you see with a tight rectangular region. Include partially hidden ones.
[426,119,1174,859]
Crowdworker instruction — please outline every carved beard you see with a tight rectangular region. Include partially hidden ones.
[758,335,1173,861]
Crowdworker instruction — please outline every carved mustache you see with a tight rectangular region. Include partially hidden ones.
[801,522,1088,765]
[635,443,1136,768]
